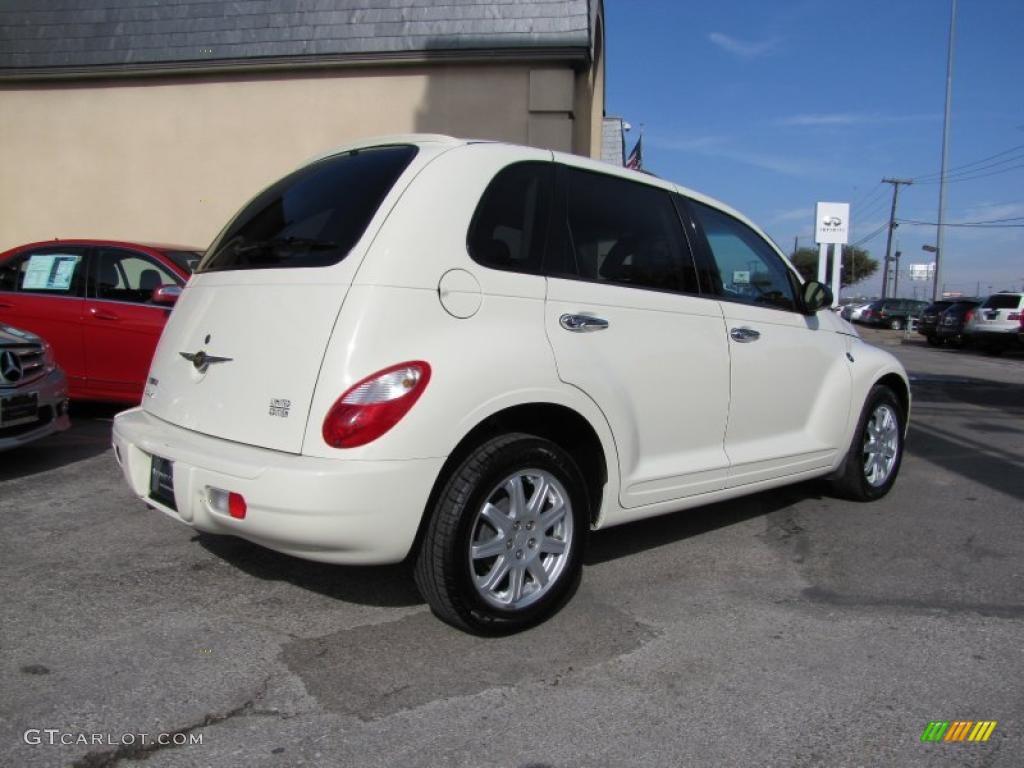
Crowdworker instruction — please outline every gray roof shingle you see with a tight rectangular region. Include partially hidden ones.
[0,0,597,76]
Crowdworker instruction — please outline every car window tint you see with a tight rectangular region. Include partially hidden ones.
[983,294,1023,309]
[93,249,180,304]
[0,248,86,296]
[199,145,418,272]
[552,167,698,294]
[468,162,552,272]
[690,201,798,312]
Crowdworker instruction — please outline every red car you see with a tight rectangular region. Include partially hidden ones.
[0,239,201,403]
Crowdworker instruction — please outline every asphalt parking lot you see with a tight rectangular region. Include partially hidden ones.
[2,327,1022,768]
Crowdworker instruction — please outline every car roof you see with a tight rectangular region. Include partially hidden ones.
[3,238,203,253]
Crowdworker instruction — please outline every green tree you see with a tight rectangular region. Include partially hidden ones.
[789,246,878,288]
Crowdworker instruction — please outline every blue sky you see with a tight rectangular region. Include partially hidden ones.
[605,0,1024,298]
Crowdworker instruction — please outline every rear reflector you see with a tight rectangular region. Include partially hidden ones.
[228,492,247,520]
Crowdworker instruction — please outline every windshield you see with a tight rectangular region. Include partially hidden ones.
[199,145,418,273]
[164,250,203,273]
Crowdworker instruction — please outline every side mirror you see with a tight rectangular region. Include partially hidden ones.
[801,281,833,314]
[151,285,182,306]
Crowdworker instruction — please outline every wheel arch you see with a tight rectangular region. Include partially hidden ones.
[408,401,612,563]
[876,371,911,431]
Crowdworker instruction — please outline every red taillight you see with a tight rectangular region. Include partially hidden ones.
[964,309,975,323]
[228,492,247,519]
[322,361,431,448]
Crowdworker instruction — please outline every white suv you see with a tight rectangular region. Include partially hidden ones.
[113,136,910,633]
[964,291,1024,354]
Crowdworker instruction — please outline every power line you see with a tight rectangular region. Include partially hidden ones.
[849,222,888,248]
[913,162,1024,185]
[912,142,1024,181]
[898,217,1024,228]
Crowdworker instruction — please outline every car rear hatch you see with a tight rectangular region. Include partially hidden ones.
[141,142,435,453]
[976,294,1023,331]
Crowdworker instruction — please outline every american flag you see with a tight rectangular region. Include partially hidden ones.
[625,135,642,170]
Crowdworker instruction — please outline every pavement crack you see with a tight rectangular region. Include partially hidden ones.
[70,676,274,768]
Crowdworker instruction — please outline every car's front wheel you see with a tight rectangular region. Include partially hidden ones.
[831,384,905,501]
[414,433,587,634]
[889,318,904,331]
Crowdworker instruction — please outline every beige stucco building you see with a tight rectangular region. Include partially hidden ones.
[0,0,605,251]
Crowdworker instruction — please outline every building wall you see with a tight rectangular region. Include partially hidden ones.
[0,60,597,252]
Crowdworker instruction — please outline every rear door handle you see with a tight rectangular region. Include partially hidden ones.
[560,313,609,333]
[0,301,13,309]
[730,326,760,343]
[90,307,120,321]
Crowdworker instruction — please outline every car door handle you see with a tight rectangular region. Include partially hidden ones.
[559,313,610,333]
[730,326,761,343]
[0,301,13,309]
[90,307,120,321]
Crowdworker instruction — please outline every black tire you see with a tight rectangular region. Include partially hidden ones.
[830,385,905,501]
[925,334,944,347]
[889,318,903,331]
[414,433,588,634]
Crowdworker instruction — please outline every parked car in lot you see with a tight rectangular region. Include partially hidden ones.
[841,301,872,323]
[0,239,200,402]
[859,298,929,330]
[0,323,70,450]
[916,299,958,345]
[964,291,1024,354]
[112,136,910,633]
[934,298,983,348]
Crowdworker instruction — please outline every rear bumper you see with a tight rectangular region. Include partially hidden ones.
[112,408,445,564]
[965,329,1020,346]
[0,368,70,451]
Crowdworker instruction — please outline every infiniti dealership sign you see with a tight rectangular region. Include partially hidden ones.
[815,202,850,245]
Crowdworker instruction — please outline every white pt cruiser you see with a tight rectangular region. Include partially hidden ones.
[113,136,909,633]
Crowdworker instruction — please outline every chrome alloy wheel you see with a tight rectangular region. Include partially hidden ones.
[468,469,574,611]
[862,403,900,487]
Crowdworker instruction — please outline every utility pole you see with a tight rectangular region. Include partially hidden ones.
[880,178,912,299]
[892,251,902,297]
[934,0,957,301]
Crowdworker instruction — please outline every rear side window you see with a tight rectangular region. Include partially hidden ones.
[550,167,699,294]
[468,162,552,273]
[199,145,418,272]
[982,293,1023,309]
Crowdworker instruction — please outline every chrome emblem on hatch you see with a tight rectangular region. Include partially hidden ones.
[179,349,233,373]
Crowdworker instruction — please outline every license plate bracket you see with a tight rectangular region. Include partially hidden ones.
[149,455,177,510]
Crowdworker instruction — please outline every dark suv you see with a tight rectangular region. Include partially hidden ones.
[917,299,958,345]
[935,299,982,348]
[860,299,929,330]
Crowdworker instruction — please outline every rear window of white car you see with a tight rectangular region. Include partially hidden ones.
[982,293,1023,309]
[199,145,418,272]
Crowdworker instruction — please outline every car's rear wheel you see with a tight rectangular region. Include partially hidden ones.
[925,335,943,347]
[414,433,586,634]
[831,385,905,501]
[889,318,903,331]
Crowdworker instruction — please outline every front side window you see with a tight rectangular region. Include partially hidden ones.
[0,247,87,296]
[92,249,181,304]
[467,161,552,273]
[199,145,418,273]
[690,202,798,312]
[551,167,698,294]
